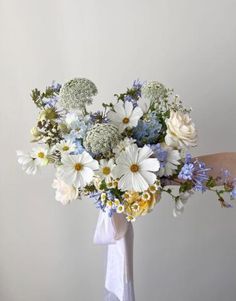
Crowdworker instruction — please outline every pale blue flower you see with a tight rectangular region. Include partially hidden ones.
[150,144,168,169]
[230,180,236,199]
[51,81,61,93]
[133,112,162,146]
[178,154,211,192]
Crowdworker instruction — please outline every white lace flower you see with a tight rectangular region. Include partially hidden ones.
[113,144,160,192]
[56,140,76,154]
[52,178,78,205]
[113,137,136,155]
[97,159,116,183]
[108,101,143,132]
[57,151,99,188]
[31,145,50,166]
[16,150,39,175]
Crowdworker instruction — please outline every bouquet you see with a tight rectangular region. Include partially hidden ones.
[17,78,236,221]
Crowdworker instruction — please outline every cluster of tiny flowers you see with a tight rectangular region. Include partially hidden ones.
[84,123,121,156]
[141,81,168,101]
[59,78,98,111]
[133,112,162,146]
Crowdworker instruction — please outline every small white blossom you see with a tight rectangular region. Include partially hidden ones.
[52,178,78,205]
[16,151,39,175]
[108,101,143,132]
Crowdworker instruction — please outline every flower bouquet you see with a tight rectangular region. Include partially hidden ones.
[17,78,236,301]
[17,78,236,218]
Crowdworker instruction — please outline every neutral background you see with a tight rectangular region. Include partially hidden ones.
[1,0,236,300]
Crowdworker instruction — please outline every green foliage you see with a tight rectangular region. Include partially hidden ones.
[31,88,44,109]
[179,181,193,193]
[30,85,59,109]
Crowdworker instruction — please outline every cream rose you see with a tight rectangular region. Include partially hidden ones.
[52,178,78,205]
[165,111,197,148]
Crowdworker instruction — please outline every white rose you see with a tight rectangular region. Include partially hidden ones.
[52,178,78,205]
[165,111,197,148]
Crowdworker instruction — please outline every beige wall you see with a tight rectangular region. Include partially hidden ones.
[1,0,236,300]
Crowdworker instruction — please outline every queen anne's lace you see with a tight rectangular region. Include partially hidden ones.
[59,78,98,111]
[141,81,167,101]
[84,123,121,156]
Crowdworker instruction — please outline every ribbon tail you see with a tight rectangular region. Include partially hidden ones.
[105,222,135,301]
[94,212,135,301]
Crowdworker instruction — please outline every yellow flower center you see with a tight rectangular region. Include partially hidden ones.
[122,117,130,124]
[74,163,83,171]
[142,192,150,200]
[102,166,111,175]
[130,164,139,173]
[38,152,45,159]
[62,146,70,151]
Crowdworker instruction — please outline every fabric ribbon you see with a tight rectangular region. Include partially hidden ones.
[94,212,135,301]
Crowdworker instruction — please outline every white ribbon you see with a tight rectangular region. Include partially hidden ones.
[94,211,135,301]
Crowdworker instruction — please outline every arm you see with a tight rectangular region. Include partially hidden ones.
[197,152,236,181]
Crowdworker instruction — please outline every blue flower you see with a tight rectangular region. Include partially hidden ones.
[42,95,59,108]
[51,81,62,93]
[178,154,211,192]
[150,143,168,169]
[230,180,236,199]
[73,139,85,155]
[132,79,143,98]
[89,111,108,124]
[133,112,162,146]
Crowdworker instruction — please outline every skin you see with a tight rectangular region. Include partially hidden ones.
[197,152,236,182]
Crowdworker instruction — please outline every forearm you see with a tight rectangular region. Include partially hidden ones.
[197,152,236,181]
[166,152,236,186]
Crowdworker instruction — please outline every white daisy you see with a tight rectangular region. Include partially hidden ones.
[113,137,136,155]
[98,159,116,183]
[108,101,143,132]
[116,204,124,214]
[16,150,39,175]
[141,191,151,201]
[57,151,99,188]
[56,140,76,154]
[31,145,50,166]
[101,192,107,202]
[112,144,160,192]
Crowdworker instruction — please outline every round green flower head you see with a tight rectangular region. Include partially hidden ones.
[141,81,167,101]
[84,123,121,156]
[59,78,98,111]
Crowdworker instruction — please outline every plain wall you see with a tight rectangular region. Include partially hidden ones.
[0,0,236,300]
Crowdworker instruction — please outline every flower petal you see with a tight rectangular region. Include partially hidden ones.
[140,158,160,172]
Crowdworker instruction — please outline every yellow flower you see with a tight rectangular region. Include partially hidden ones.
[123,189,161,218]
